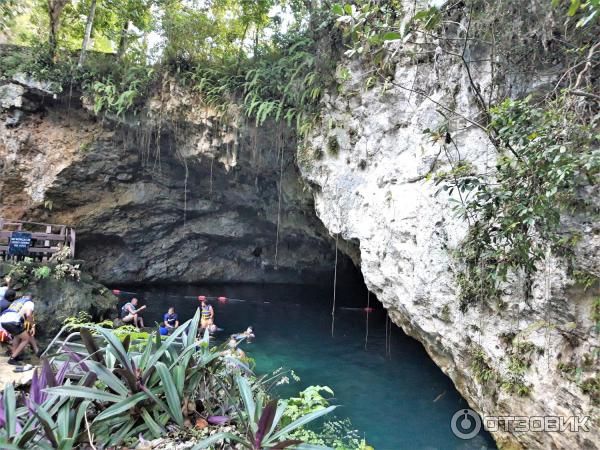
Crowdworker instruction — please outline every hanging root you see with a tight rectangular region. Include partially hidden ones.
[364,291,370,351]
[274,132,284,269]
[331,234,339,338]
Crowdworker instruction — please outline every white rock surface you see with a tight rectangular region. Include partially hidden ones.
[301,44,600,450]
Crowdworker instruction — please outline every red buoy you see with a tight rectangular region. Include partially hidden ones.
[198,295,206,301]
[112,289,121,295]
[363,307,374,313]
[218,296,227,303]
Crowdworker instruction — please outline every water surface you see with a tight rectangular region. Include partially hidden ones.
[121,283,496,450]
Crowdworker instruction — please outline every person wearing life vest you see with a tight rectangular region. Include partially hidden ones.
[198,296,214,330]
[121,297,146,329]
[0,293,41,365]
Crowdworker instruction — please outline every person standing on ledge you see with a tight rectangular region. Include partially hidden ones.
[121,297,146,329]
[198,296,214,330]
[163,307,179,333]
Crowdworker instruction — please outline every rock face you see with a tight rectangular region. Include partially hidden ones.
[0,79,352,285]
[300,20,600,450]
[0,262,116,337]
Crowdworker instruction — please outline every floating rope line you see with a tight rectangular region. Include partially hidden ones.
[331,234,339,338]
[364,291,370,351]
[111,290,301,307]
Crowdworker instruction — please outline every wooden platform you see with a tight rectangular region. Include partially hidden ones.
[0,218,76,261]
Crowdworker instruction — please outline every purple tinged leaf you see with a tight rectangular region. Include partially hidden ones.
[255,400,278,448]
[41,359,56,388]
[56,358,70,385]
[64,346,90,372]
[0,395,5,428]
[207,415,230,425]
[79,328,103,362]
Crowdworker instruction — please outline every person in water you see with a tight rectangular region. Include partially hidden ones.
[163,307,179,333]
[0,293,41,364]
[198,296,215,330]
[121,297,146,328]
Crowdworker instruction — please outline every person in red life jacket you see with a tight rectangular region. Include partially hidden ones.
[0,293,41,365]
[121,297,146,329]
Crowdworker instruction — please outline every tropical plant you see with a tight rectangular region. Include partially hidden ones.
[192,375,336,449]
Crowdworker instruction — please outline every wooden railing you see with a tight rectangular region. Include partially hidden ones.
[0,218,75,260]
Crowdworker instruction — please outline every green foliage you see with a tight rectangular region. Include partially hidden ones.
[0,312,345,448]
[0,0,23,31]
[563,0,600,27]
[470,348,496,383]
[33,265,51,280]
[573,270,599,291]
[327,135,340,156]
[437,97,600,307]
[580,375,600,404]
[90,65,155,116]
[592,297,600,332]
[500,375,531,397]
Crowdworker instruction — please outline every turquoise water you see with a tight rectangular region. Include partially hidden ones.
[122,283,496,450]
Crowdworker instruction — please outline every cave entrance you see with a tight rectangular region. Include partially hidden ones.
[115,264,496,449]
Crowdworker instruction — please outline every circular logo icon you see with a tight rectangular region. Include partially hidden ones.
[451,408,482,440]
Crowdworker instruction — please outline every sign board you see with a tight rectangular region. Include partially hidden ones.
[8,232,32,256]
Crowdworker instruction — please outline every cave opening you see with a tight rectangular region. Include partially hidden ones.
[112,257,496,450]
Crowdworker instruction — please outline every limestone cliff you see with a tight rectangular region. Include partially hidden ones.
[0,78,351,285]
[300,7,600,450]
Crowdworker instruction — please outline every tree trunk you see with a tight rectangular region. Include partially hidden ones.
[47,0,69,59]
[78,0,97,66]
[117,19,130,58]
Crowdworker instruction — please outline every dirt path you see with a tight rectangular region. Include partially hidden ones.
[0,353,37,391]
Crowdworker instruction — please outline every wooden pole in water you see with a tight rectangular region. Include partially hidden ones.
[331,234,338,337]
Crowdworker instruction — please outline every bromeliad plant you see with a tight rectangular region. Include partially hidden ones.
[0,359,97,449]
[1,310,339,449]
[46,310,240,446]
[192,375,336,450]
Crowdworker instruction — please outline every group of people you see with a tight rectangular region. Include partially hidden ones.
[119,294,254,357]
[120,295,216,334]
[0,278,42,365]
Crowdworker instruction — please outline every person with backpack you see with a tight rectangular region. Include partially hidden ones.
[0,293,41,365]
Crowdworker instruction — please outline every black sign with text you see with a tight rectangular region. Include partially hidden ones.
[8,232,32,256]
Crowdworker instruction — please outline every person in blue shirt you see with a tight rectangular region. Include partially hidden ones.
[163,307,179,333]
